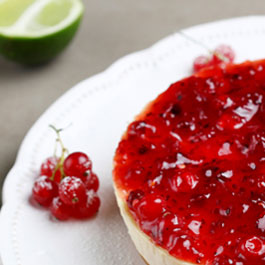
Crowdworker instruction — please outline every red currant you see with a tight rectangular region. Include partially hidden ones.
[193,45,235,73]
[135,194,166,220]
[50,197,72,220]
[59,176,87,205]
[63,152,92,177]
[73,190,100,219]
[40,156,62,184]
[213,44,235,64]
[32,176,58,206]
[193,55,212,73]
[31,126,101,222]
[84,172,99,192]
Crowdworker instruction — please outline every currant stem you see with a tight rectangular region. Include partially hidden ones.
[49,125,69,181]
[49,125,67,152]
[214,51,229,62]
[178,31,211,52]
[178,31,231,64]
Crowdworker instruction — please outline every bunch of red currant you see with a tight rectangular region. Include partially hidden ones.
[31,126,100,221]
[193,44,235,73]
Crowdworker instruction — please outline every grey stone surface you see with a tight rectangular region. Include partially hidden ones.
[1,0,265,202]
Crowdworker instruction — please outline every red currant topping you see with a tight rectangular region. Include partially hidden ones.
[32,176,58,206]
[40,156,62,183]
[59,176,87,205]
[114,60,265,264]
[135,194,166,220]
[63,152,92,177]
[50,197,72,220]
[84,172,99,192]
[73,190,100,219]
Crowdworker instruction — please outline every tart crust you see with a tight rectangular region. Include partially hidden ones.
[114,185,195,265]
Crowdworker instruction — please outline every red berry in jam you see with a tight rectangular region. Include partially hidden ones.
[216,113,243,130]
[135,194,166,220]
[243,236,265,256]
[152,213,180,244]
[84,172,99,192]
[127,189,145,209]
[73,190,100,219]
[193,55,212,73]
[50,197,72,220]
[32,176,58,206]
[59,176,87,205]
[128,121,157,139]
[170,172,199,193]
[63,152,92,177]
[40,156,62,183]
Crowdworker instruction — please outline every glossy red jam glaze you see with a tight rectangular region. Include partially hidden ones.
[113,60,265,265]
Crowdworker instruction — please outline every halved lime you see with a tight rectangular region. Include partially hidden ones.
[0,0,84,65]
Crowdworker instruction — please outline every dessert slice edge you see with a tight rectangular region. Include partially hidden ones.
[113,185,195,265]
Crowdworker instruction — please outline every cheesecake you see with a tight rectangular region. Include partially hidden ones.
[113,60,265,265]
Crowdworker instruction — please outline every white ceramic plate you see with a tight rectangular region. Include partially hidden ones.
[1,16,265,265]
